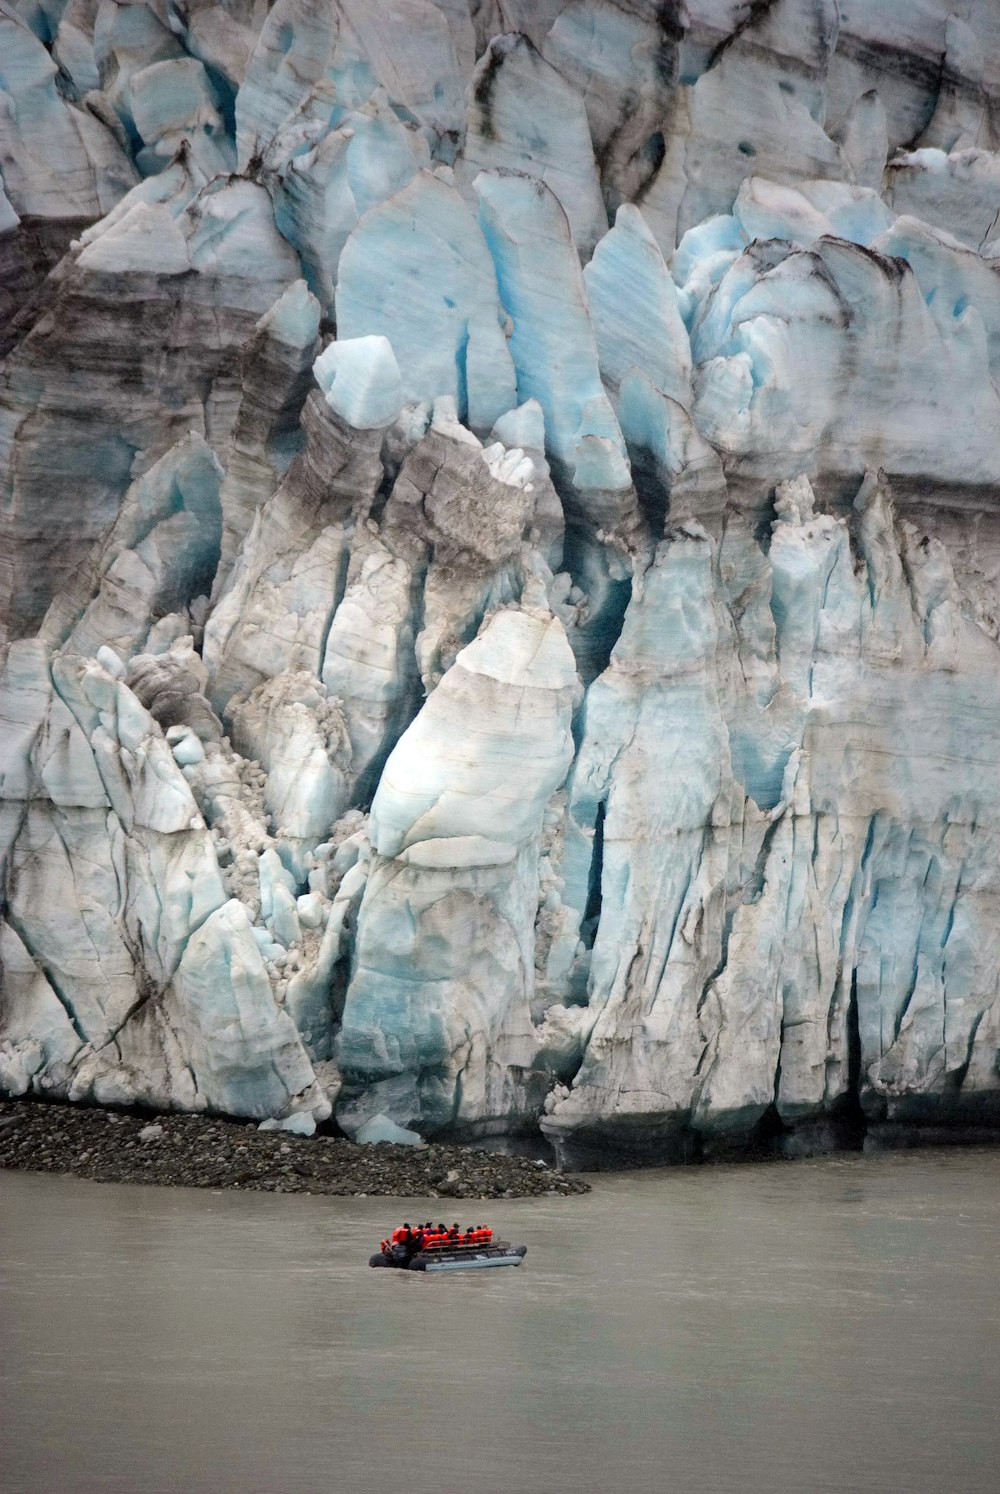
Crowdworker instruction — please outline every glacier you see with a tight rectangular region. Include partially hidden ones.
[3,0,1000,1163]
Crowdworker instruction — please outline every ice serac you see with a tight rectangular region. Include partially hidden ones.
[376,399,546,688]
[459,32,607,259]
[71,896,326,1121]
[335,170,516,434]
[885,148,1000,251]
[640,0,844,253]
[0,8,137,310]
[335,606,577,1139]
[540,0,680,213]
[0,636,326,1122]
[691,233,1000,489]
[0,177,299,642]
[235,0,466,172]
[541,525,740,1159]
[475,170,635,532]
[4,0,1000,1153]
[231,670,351,883]
[544,474,1000,1162]
[584,202,703,525]
[203,385,384,718]
[39,434,224,663]
[215,280,322,591]
[584,204,691,406]
[314,336,403,432]
[0,644,198,1069]
[261,87,426,316]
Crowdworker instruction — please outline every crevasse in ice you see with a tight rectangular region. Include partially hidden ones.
[3,0,1000,1158]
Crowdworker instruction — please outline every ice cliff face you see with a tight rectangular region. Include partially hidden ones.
[3,0,1000,1159]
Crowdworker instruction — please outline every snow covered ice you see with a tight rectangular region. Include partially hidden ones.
[3,0,1000,1158]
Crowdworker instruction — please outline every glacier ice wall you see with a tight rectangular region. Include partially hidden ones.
[3,0,1000,1159]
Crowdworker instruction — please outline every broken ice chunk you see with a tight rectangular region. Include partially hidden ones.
[354,1113,424,1146]
[313,335,404,429]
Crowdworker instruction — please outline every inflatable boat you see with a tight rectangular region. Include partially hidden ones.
[369,1224,526,1271]
[370,1241,527,1272]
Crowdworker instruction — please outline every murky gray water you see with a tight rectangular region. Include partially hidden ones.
[2,1148,998,1494]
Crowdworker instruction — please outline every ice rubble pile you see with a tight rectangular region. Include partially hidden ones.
[3,0,1000,1156]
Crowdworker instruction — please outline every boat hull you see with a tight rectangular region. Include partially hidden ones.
[420,1252,524,1272]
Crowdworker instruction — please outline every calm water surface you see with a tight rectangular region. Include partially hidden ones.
[2,1148,998,1494]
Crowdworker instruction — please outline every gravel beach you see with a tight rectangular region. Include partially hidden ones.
[0,1101,589,1199]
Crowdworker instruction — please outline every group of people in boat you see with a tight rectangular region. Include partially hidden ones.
[378,1222,493,1263]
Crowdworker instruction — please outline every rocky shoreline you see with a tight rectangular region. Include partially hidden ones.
[0,1101,589,1199]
